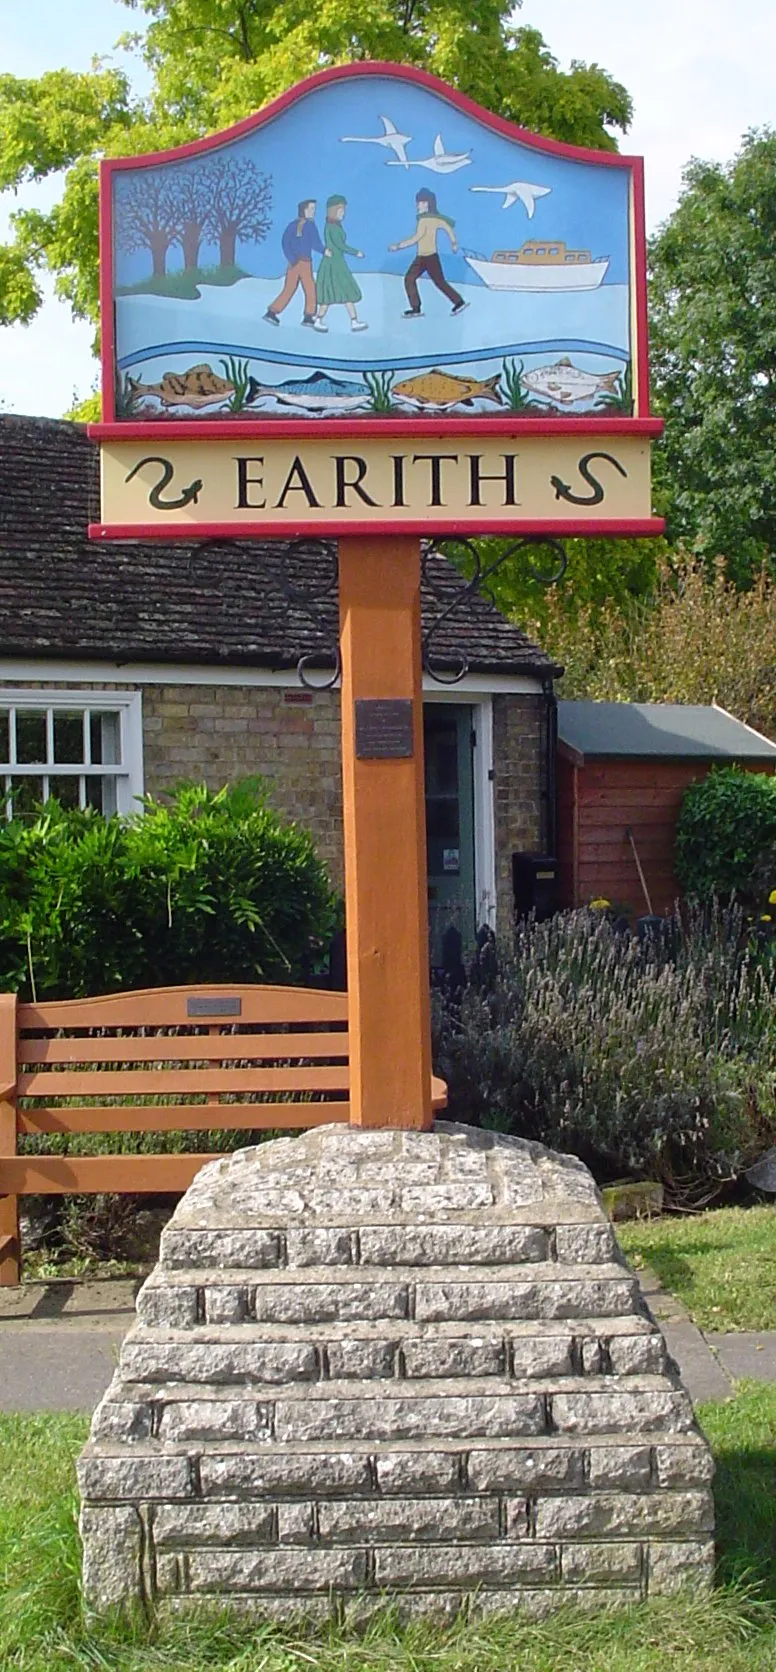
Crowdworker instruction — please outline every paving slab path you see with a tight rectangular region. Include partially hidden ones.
[0,1270,773,1412]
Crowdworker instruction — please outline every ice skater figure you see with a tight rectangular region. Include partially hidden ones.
[314,195,368,333]
[388,189,467,318]
[264,200,328,328]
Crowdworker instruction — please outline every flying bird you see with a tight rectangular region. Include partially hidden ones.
[340,115,412,168]
[469,180,551,215]
[387,133,472,173]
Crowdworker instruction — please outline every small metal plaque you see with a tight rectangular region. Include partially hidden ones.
[187,996,242,1017]
[355,699,414,760]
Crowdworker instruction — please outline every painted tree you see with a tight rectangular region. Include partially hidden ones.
[114,168,181,278]
[0,0,632,357]
[203,153,272,268]
[173,163,214,272]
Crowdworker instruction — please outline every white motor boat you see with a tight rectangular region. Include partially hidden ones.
[465,239,610,293]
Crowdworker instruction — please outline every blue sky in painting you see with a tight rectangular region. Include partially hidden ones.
[113,76,632,293]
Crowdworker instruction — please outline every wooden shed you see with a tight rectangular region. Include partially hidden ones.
[556,700,776,919]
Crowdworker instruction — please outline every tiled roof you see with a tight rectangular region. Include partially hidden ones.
[0,414,559,678]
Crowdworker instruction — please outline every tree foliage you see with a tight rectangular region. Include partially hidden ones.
[523,551,776,742]
[649,129,776,584]
[0,0,631,360]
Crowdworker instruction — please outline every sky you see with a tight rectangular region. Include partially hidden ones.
[1,0,775,417]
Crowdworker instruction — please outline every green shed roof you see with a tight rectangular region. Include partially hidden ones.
[557,701,776,763]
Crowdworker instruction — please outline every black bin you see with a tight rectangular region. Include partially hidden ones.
[512,853,558,921]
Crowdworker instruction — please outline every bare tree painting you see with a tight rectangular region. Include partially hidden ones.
[114,169,182,279]
[114,150,272,288]
[204,154,272,269]
[175,164,214,273]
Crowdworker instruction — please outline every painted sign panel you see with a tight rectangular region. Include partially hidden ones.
[93,434,655,538]
[96,63,650,433]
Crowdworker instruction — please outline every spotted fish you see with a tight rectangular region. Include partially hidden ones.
[392,369,503,409]
[521,358,621,407]
[127,364,237,409]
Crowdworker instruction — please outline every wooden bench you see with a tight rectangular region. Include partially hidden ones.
[0,984,448,1284]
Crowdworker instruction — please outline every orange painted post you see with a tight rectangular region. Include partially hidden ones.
[0,992,19,1284]
[338,536,433,1130]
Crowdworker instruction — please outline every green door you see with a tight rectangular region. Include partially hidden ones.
[424,704,476,971]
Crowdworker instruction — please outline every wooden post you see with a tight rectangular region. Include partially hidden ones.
[339,536,432,1130]
[0,993,20,1284]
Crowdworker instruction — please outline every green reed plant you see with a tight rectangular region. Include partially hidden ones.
[432,904,776,1192]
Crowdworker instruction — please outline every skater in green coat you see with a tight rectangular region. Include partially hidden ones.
[314,195,367,332]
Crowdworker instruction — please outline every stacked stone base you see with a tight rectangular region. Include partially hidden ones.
[78,1124,714,1617]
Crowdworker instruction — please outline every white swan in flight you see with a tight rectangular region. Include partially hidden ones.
[340,115,412,168]
[470,180,551,215]
[387,133,472,173]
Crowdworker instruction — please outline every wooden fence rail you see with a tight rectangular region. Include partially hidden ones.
[0,984,447,1284]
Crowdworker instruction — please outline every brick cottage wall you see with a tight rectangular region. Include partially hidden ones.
[0,680,546,938]
[492,693,545,930]
[142,685,345,889]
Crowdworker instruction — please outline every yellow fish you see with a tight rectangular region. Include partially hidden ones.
[393,368,503,409]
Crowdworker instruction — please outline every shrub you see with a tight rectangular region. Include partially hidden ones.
[675,768,776,905]
[0,780,335,999]
[519,552,776,743]
[432,905,776,1194]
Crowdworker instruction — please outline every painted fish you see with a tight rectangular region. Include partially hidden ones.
[127,364,236,408]
[520,358,621,406]
[247,370,370,411]
[392,369,503,409]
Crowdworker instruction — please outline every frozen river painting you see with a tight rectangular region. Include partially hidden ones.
[106,66,644,423]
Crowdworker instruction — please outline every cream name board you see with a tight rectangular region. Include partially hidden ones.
[95,435,655,537]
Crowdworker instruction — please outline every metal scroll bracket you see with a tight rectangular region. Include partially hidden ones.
[421,536,568,684]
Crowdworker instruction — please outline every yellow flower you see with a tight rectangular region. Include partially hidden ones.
[590,897,611,910]
[761,914,773,923]
[769,889,776,905]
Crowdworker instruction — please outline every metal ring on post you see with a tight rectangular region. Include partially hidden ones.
[277,538,341,687]
[297,648,342,691]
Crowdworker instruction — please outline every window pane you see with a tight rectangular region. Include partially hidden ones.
[0,712,9,764]
[9,777,44,819]
[53,711,85,764]
[16,711,47,765]
[90,711,121,766]
[85,775,118,817]
[49,775,81,810]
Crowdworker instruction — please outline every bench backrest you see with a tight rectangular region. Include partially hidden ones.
[0,983,447,1280]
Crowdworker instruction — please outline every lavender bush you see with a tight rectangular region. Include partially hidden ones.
[432,905,776,1193]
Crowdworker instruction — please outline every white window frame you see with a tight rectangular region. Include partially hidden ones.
[0,689,144,817]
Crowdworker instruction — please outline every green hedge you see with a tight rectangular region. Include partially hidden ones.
[675,766,776,903]
[0,780,335,999]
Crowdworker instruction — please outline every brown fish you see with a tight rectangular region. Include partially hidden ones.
[127,364,235,409]
[393,368,503,409]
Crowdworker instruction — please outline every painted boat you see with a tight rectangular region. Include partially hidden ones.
[465,240,610,293]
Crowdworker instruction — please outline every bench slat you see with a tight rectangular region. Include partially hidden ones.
[0,1154,219,1194]
[19,1065,350,1097]
[17,1101,351,1135]
[18,984,348,1031]
[18,1031,349,1065]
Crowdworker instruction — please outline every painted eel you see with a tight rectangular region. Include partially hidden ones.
[125,456,203,511]
[550,451,628,507]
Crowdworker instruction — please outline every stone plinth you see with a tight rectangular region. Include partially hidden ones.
[78,1123,714,1617]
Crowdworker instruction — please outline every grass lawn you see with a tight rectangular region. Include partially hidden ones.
[618,1205,776,1332]
[2,1385,776,1671]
